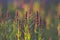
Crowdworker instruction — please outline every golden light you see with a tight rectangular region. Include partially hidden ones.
[24,4,29,12]
[33,2,40,12]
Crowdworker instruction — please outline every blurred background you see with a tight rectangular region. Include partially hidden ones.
[0,0,60,40]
